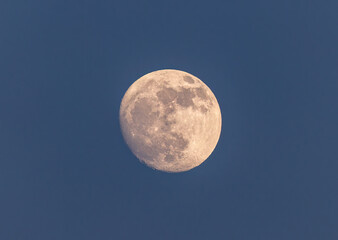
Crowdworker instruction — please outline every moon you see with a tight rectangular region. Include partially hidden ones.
[119,69,222,172]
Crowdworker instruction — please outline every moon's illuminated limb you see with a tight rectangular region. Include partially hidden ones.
[119,69,222,172]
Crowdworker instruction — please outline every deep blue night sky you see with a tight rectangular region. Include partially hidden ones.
[1,0,338,239]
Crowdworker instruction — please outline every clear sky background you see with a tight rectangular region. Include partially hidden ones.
[1,0,338,239]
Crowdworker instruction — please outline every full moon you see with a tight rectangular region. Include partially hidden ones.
[119,69,222,172]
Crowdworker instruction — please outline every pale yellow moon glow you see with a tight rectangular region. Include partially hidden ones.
[119,69,222,172]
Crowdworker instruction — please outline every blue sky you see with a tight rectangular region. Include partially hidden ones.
[1,0,338,239]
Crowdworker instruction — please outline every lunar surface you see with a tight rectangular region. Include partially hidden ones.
[119,69,222,172]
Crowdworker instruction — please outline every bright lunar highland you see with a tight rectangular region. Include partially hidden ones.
[119,69,222,172]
